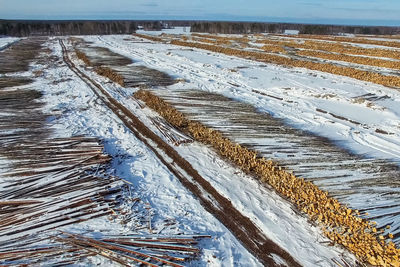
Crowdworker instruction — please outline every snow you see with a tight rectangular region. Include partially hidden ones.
[36,38,261,266]
[4,33,397,265]
[361,36,400,43]
[83,34,400,246]
[284,30,300,35]
[136,26,191,36]
[64,35,359,266]
[0,37,20,50]
[93,35,400,165]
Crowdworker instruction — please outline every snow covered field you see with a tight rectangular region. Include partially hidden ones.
[1,30,400,266]
[94,34,400,164]
[58,37,359,265]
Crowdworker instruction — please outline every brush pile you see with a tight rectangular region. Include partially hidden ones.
[134,89,400,266]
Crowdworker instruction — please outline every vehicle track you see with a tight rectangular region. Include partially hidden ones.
[59,39,301,267]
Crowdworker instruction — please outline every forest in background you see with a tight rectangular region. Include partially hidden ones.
[190,21,400,35]
[1,20,399,36]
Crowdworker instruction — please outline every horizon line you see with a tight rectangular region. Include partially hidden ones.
[1,18,400,28]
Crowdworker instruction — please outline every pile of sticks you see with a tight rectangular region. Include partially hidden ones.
[150,117,193,146]
[0,136,209,265]
[0,137,126,264]
[0,40,209,265]
[53,232,210,266]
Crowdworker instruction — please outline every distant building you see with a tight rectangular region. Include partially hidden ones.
[284,29,300,35]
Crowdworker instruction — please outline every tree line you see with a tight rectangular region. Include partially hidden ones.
[190,21,400,35]
[1,20,398,36]
[0,20,139,36]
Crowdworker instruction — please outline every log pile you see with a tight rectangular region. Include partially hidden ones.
[260,44,287,54]
[52,232,210,266]
[0,137,124,264]
[0,136,208,265]
[192,36,231,45]
[280,34,400,49]
[95,66,125,86]
[297,50,400,70]
[302,39,400,60]
[75,49,126,87]
[134,89,400,266]
[75,48,91,66]
[1,230,209,266]
[166,39,400,88]
[256,38,400,65]
[300,39,400,60]
[149,116,193,146]
[133,33,164,42]
[191,33,250,44]
[0,37,209,265]
[256,38,400,60]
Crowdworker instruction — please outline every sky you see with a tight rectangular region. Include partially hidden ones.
[0,0,399,26]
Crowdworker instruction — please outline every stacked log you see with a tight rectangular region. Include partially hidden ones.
[134,89,400,266]
[192,36,231,45]
[167,39,400,88]
[287,34,400,49]
[133,33,164,42]
[256,38,400,61]
[74,50,125,87]
[75,49,91,66]
[192,33,250,43]
[94,66,125,86]
[296,50,400,70]
[260,44,287,54]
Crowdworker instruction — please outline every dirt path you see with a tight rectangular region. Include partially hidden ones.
[59,39,302,267]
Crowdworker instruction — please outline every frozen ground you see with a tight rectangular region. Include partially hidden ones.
[39,38,262,266]
[83,32,400,241]
[93,34,400,165]
[31,36,361,265]
[2,32,397,265]
[0,37,20,50]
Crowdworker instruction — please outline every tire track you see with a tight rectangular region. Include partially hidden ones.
[59,39,301,267]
